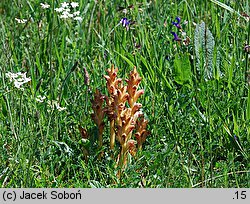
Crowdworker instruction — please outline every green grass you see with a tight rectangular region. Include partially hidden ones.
[0,0,249,187]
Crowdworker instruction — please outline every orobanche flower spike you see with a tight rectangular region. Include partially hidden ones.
[91,89,106,150]
[103,64,124,150]
[91,65,150,175]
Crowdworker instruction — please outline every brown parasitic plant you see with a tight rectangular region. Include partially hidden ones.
[91,65,150,174]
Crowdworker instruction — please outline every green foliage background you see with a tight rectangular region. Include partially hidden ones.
[0,0,249,187]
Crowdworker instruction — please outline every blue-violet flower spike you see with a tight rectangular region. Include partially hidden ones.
[175,17,181,24]
[120,18,130,27]
[172,17,181,29]
[171,32,181,41]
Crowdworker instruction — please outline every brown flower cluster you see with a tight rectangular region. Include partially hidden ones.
[91,65,150,170]
[91,89,105,148]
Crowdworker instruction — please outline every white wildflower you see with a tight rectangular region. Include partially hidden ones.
[47,100,66,111]
[63,10,73,18]
[55,2,82,22]
[55,7,64,12]
[74,16,82,21]
[73,11,80,16]
[40,3,50,9]
[60,12,70,19]
[36,95,46,103]
[15,18,27,24]
[122,9,128,14]
[70,2,79,8]
[6,72,31,89]
[61,2,69,8]
[6,72,18,80]
[64,8,71,13]
[57,106,67,112]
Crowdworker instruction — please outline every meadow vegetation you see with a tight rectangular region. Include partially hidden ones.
[0,0,249,187]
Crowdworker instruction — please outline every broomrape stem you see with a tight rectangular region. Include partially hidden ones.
[110,120,115,150]
[116,144,128,179]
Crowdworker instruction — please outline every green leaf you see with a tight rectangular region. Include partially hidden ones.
[194,21,215,81]
[173,53,192,87]
[114,50,135,68]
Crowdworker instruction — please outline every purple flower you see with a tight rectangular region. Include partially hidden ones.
[171,32,181,41]
[120,18,130,27]
[172,17,182,29]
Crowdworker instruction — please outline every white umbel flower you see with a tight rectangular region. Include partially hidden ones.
[70,2,79,8]
[55,7,64,12]
[40,3,50,9]
[55,2,82,22]
[73,11,80,16]
[6,72,31,89]
[74,16,82,21]
[61,2,69,8]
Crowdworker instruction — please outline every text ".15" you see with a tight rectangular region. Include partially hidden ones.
[234,191,247,200]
